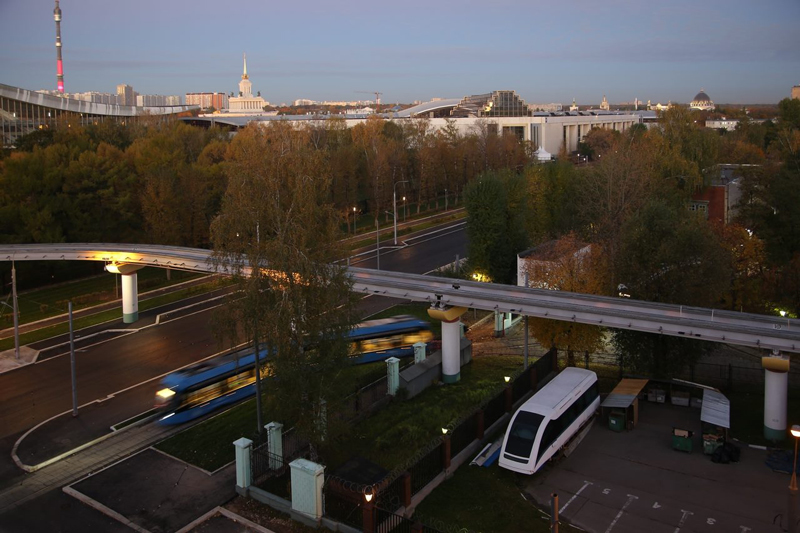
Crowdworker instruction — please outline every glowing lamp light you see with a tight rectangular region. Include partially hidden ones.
[156,388,176,400]
[504,376,511,383]
[791,425,800,439]
[780,310,787,318]
[441,427,449,435]
[364,489,373,503]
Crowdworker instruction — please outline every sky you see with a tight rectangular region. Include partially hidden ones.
[1,0,798,106]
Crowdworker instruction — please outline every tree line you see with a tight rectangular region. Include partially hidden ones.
[466,99,800,376]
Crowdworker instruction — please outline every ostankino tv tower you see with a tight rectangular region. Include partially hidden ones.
[54,0,65,93]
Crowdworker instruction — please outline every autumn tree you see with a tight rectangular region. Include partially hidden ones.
[523,233,608,366]
[210,122,359,444]
[464,170,528,284]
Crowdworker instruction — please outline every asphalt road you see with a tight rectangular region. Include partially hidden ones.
[0,223,467,442]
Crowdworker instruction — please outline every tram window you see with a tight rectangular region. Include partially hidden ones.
[505,411,544,458]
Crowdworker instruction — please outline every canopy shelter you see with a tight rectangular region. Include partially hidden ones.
[600,378,649,430]
[701,389,730,429]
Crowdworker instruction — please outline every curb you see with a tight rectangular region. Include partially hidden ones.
[64,482,151,533]
[11,342,248,472]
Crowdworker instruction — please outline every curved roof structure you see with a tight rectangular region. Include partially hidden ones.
[1,83,198,148]
[394,98,461,118]
[690,90,714,110]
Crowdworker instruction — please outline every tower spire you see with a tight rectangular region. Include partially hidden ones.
[242,53,248,80]
[54,0,65,93]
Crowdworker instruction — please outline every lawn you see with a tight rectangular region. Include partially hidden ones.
[320,355,524,472]
[0,267,200,329]
[413,460,581,533]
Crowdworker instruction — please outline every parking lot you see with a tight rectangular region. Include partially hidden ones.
[526,401,788,532]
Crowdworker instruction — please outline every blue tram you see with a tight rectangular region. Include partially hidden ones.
[155,315,433,424]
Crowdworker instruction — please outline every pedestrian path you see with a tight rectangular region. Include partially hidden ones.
[0,419,181,513]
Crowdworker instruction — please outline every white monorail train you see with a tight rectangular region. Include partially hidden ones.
[499,367,599,474]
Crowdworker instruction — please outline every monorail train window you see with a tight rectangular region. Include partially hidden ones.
[536,383,600,462]
[182,381,225,409]
[505,411,545,458]
[403,330,434,345]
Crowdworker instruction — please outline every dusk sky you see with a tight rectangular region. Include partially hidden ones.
[1,0,798,105]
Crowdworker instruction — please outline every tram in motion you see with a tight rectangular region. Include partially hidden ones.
[154,315,434,424]
[498,367,599,475]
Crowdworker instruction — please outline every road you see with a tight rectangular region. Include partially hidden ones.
[0,222,467,442]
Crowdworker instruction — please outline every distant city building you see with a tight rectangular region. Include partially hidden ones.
[116,84,137,106]
[569,99,578,112]
[793,85,800,100]
[293,99,316,106]
[228,53,268,112]
[184,90,639,156]
[136,94,181,106]
[2,82,197,148]
[528,103,563,112]
[706,119,740,131]
[647,100,672,112]
[690,164,752,225]
[690,90,714,111]
[600,95,610,111]
[186,92,228,110]
[72,91,120,105]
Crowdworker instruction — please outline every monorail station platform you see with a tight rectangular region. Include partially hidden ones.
[525,401,787,532]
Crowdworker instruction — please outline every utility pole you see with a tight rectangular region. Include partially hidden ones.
[69,301,78,417]
[393,180,409,245]
[11,261,19,361]
[375,219,380,270]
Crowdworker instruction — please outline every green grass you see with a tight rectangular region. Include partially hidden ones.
[348,211,466,250]
[322,355,524,471]
[156,396,265,472]
[0,278,229,351]
[413,461,581,533]
[0,267,200,329]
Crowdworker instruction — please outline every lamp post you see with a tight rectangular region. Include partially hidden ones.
[352,206,357,235]
[444,188,448,211]
[789,424,800,533]
[402,196,406,222]
[393,180,409,245]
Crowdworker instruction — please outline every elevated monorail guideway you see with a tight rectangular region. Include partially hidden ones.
[1,243,798,354]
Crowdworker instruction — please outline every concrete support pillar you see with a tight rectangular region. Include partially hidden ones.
[494,310,504,338]
[763,354,790,441]
[441,319,461,383]
[386,357,400,396]
[427,305,467,385]
[121,273,138,323]
[106,263,144,324]
[290,459,324,520]
[413,341,427,364]
[233,437,253,489]
[265,422,283,470]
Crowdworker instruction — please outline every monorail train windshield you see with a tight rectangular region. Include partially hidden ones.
[499,367,599,475]
[504,412,545,458]
[155,315,434,424]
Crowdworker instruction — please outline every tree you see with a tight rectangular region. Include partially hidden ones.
[612,199,730,377]
[464,171,528,284]
[210,123,359,445]
[523,233,608,366]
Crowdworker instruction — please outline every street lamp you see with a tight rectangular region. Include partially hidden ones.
[789,424,800,533]
[393,180,409,245]
[402,196,406,222]
[352,206,357,235]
